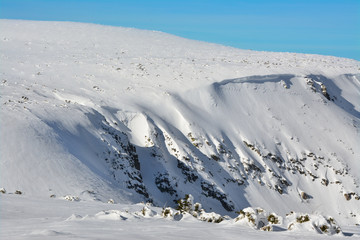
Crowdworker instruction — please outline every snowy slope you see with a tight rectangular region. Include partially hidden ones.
[1,19,360,236]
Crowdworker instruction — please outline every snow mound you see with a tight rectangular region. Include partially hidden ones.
[93,210,137,221]
[29,229,71,236]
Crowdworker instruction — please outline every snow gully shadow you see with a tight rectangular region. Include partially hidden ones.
[214,74,295,90]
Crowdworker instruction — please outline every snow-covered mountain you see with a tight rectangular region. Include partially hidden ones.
[1,19,359,234]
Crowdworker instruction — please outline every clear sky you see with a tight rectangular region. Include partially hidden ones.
[0,0,359,60]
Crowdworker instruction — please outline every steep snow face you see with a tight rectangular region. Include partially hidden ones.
[1,20,359,225]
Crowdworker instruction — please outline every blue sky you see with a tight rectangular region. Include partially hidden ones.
[1,0,359,60]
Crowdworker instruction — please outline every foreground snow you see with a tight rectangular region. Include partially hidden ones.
[0,20,360,238]
[2,194,360,239]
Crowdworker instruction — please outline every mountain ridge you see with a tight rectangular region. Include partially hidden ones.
[1,20,359,225]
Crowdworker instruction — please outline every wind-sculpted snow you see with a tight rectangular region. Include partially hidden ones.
[3,195,357,240]
[1,20,360,238]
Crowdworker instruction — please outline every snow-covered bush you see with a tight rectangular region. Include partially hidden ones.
[261,225,273,231]
[296,214,310,223]
[176,194,201,218]
[234,207,281,230]
[268,213,279,224]
[0,188,6,194]
[235,207,266,228]
[176,194,194,213]
[142,206,156,217]
[63,195,80,201]
[133,206,157,218]
[286,212,341,235]
[198,211,224,223]
[161,207,173,218]
[175,194,224,223]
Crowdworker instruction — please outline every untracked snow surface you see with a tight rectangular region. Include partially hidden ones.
[1,20,360,239]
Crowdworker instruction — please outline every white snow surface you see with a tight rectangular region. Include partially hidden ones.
[1,20,360,239]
